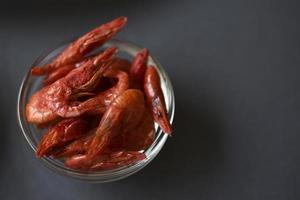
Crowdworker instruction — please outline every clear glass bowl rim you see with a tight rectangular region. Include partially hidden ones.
[17,38,175,183]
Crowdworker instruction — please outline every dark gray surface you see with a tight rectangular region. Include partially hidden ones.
[1,0,300,199]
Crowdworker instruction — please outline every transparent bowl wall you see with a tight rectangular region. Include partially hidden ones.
[17,38,175,183]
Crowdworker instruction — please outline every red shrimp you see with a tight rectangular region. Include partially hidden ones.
[88,89,145,158]
[26,47,117,124]
[36,118,90,157]
[144,66,172,134]
[31,17,127,75]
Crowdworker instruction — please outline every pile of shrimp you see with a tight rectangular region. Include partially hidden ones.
[25,16,172,171]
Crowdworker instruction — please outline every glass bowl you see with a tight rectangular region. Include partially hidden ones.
[17,38,175,183]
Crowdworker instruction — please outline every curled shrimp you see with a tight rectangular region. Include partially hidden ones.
[31,17,127,75]
[144,66,172,134]
[88,89,145,158]
[36,118,90,157]
[26,47,117,124]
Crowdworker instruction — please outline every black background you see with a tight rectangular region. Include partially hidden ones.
[1,0,300,199]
